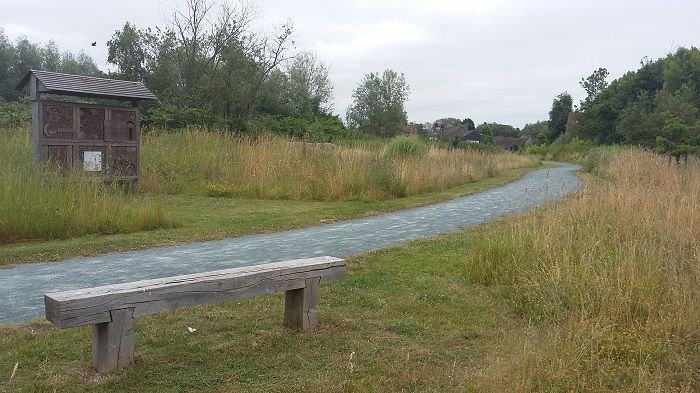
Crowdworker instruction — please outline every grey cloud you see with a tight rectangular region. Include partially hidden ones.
[1,0,698,127]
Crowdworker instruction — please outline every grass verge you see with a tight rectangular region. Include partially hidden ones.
[0,230,514,392]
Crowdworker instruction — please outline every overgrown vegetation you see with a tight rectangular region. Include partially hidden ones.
[0,128,174,244]
[140,129,535,200]
[0,5,340,136]
[383,136,428,157]
[0,33,101,101]
[0,127,536,244]
[2,150,695,391]
[465,150,700,391]
[0,98,30,129]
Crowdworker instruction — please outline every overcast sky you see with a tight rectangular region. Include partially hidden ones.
[1,0,698,127]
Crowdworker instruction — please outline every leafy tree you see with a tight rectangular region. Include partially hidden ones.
[547,92,573,143]
[41,42,62,72]
[0,29,14,100]
[0,30,101,101]
[434,118,462,127]
[346,69,410,136]
[281,51,333,117]
[462,118,475,130]
[580,67,609,109]
[477,122,519,137]
[107,22,148,81]
[521,120,548,137]
[616,91,660,147]
[60,52,101,76]
[480,124,494,145]
[576,46,700,154]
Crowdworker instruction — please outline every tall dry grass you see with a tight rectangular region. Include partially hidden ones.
[140,129,536,201]
[0,126,535,242]
[0,128,175,243]
[465,150,700,391]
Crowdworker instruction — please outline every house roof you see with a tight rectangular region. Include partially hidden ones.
[16,70,158,102]
[441,125,469,139]
[494,136,527,149]
[462,130,482,142]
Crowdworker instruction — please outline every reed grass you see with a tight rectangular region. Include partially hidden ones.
[139,128,536,201]
[465,149,700,391]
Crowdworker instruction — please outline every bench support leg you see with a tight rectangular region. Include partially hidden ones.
[284,277,321,331]
[92,308,135,372]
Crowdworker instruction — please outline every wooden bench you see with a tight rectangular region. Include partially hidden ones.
[44,256,346,372]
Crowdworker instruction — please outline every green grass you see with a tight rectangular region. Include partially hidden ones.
[383,136,428,157]
[0,166,537,266]
[0,229,517,393]
[1,151,695,392]
[0,130,176,244]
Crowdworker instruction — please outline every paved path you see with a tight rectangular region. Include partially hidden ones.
[0,163,581,324]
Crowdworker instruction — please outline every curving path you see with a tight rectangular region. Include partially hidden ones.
[0,163,581,324]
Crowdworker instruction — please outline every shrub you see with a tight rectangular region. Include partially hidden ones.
[141,104,232,129]
[245,113,349,143]
[0,98,30,129]
[524,144,549,155]
[384,136,428,157]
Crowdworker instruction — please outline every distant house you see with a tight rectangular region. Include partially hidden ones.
[441,125,466,139]
[440,125,481,141]
[494,136,527,150]
[462,130,483,143]
[404,124,419,137]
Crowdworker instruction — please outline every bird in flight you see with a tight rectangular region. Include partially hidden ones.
[91,41,97,47]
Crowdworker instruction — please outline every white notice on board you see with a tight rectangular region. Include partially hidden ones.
[84,151,102,171]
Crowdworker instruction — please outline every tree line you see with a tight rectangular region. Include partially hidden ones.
[0,31,101,101]
[0,0,413,141]
[544,47,700,156]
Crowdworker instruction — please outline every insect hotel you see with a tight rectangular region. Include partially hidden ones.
[16,70,158,180]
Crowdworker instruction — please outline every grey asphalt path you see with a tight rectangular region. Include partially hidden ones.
[0,163,581,324]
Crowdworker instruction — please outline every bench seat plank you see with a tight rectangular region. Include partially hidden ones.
[45,256,346,329]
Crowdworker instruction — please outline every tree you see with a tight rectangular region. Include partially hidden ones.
[346,69,410,136]
[41,41,62,72]
[59,52,101,76]
[0,29,14,100]
[0,31,101,101]
[547,92,573,143]
[107,22,148,81]
[477,122,519,137]
[282,51,333,117]
[577,47,700,151]
[480,124,494,145]
[103,0,298,127]
[521,120,548,137]
[579,67,609,109]
[462,118,475,130]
